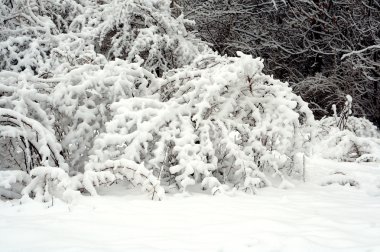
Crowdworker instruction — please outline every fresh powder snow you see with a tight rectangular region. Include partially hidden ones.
[1,158,380,252]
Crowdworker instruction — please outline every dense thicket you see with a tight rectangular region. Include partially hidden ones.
[0,0,379,202]
[177,0,380,125]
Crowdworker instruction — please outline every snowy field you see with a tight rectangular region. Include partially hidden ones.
[1,158,380,252]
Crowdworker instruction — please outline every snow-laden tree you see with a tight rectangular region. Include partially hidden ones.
[84,53,314,199]
[315,96,380,162]
[69,0,209,75]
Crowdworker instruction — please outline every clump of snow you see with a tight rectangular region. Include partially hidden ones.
[84,159,165,200]
[0,170,30,199]
[320,172,360,188]
[22,166,82,203]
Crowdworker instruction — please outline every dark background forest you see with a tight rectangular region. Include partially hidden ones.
[174,0,380,125]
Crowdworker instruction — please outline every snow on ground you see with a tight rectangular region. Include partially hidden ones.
[1,158,380,252]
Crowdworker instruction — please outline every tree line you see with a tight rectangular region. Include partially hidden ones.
[176,0,380,125]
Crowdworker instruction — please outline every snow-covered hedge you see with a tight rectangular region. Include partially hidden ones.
[0,44,316,201]
[84,53,314,198]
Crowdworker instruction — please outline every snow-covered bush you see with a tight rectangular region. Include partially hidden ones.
[84,53,314,198]
[1,0,322,202]
[0,71,67,172]
[0,33,107,76]
[22,166,82,203]
[0,108,67,170]
[69,0,209,75]
[53,59,157,172]
[0,0,83,33]
[315,127,380,162]
[320,171,360,188]
[0,50,161,201]
[0,105,71,200]
[319,116,380,139]
[0,63,70,201]
[0,36,50,74]
[315,96,380,162]
[0,0,86,74]
[2,0,201,201]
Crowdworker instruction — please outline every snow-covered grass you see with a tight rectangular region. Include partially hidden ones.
[1,158,380,252]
